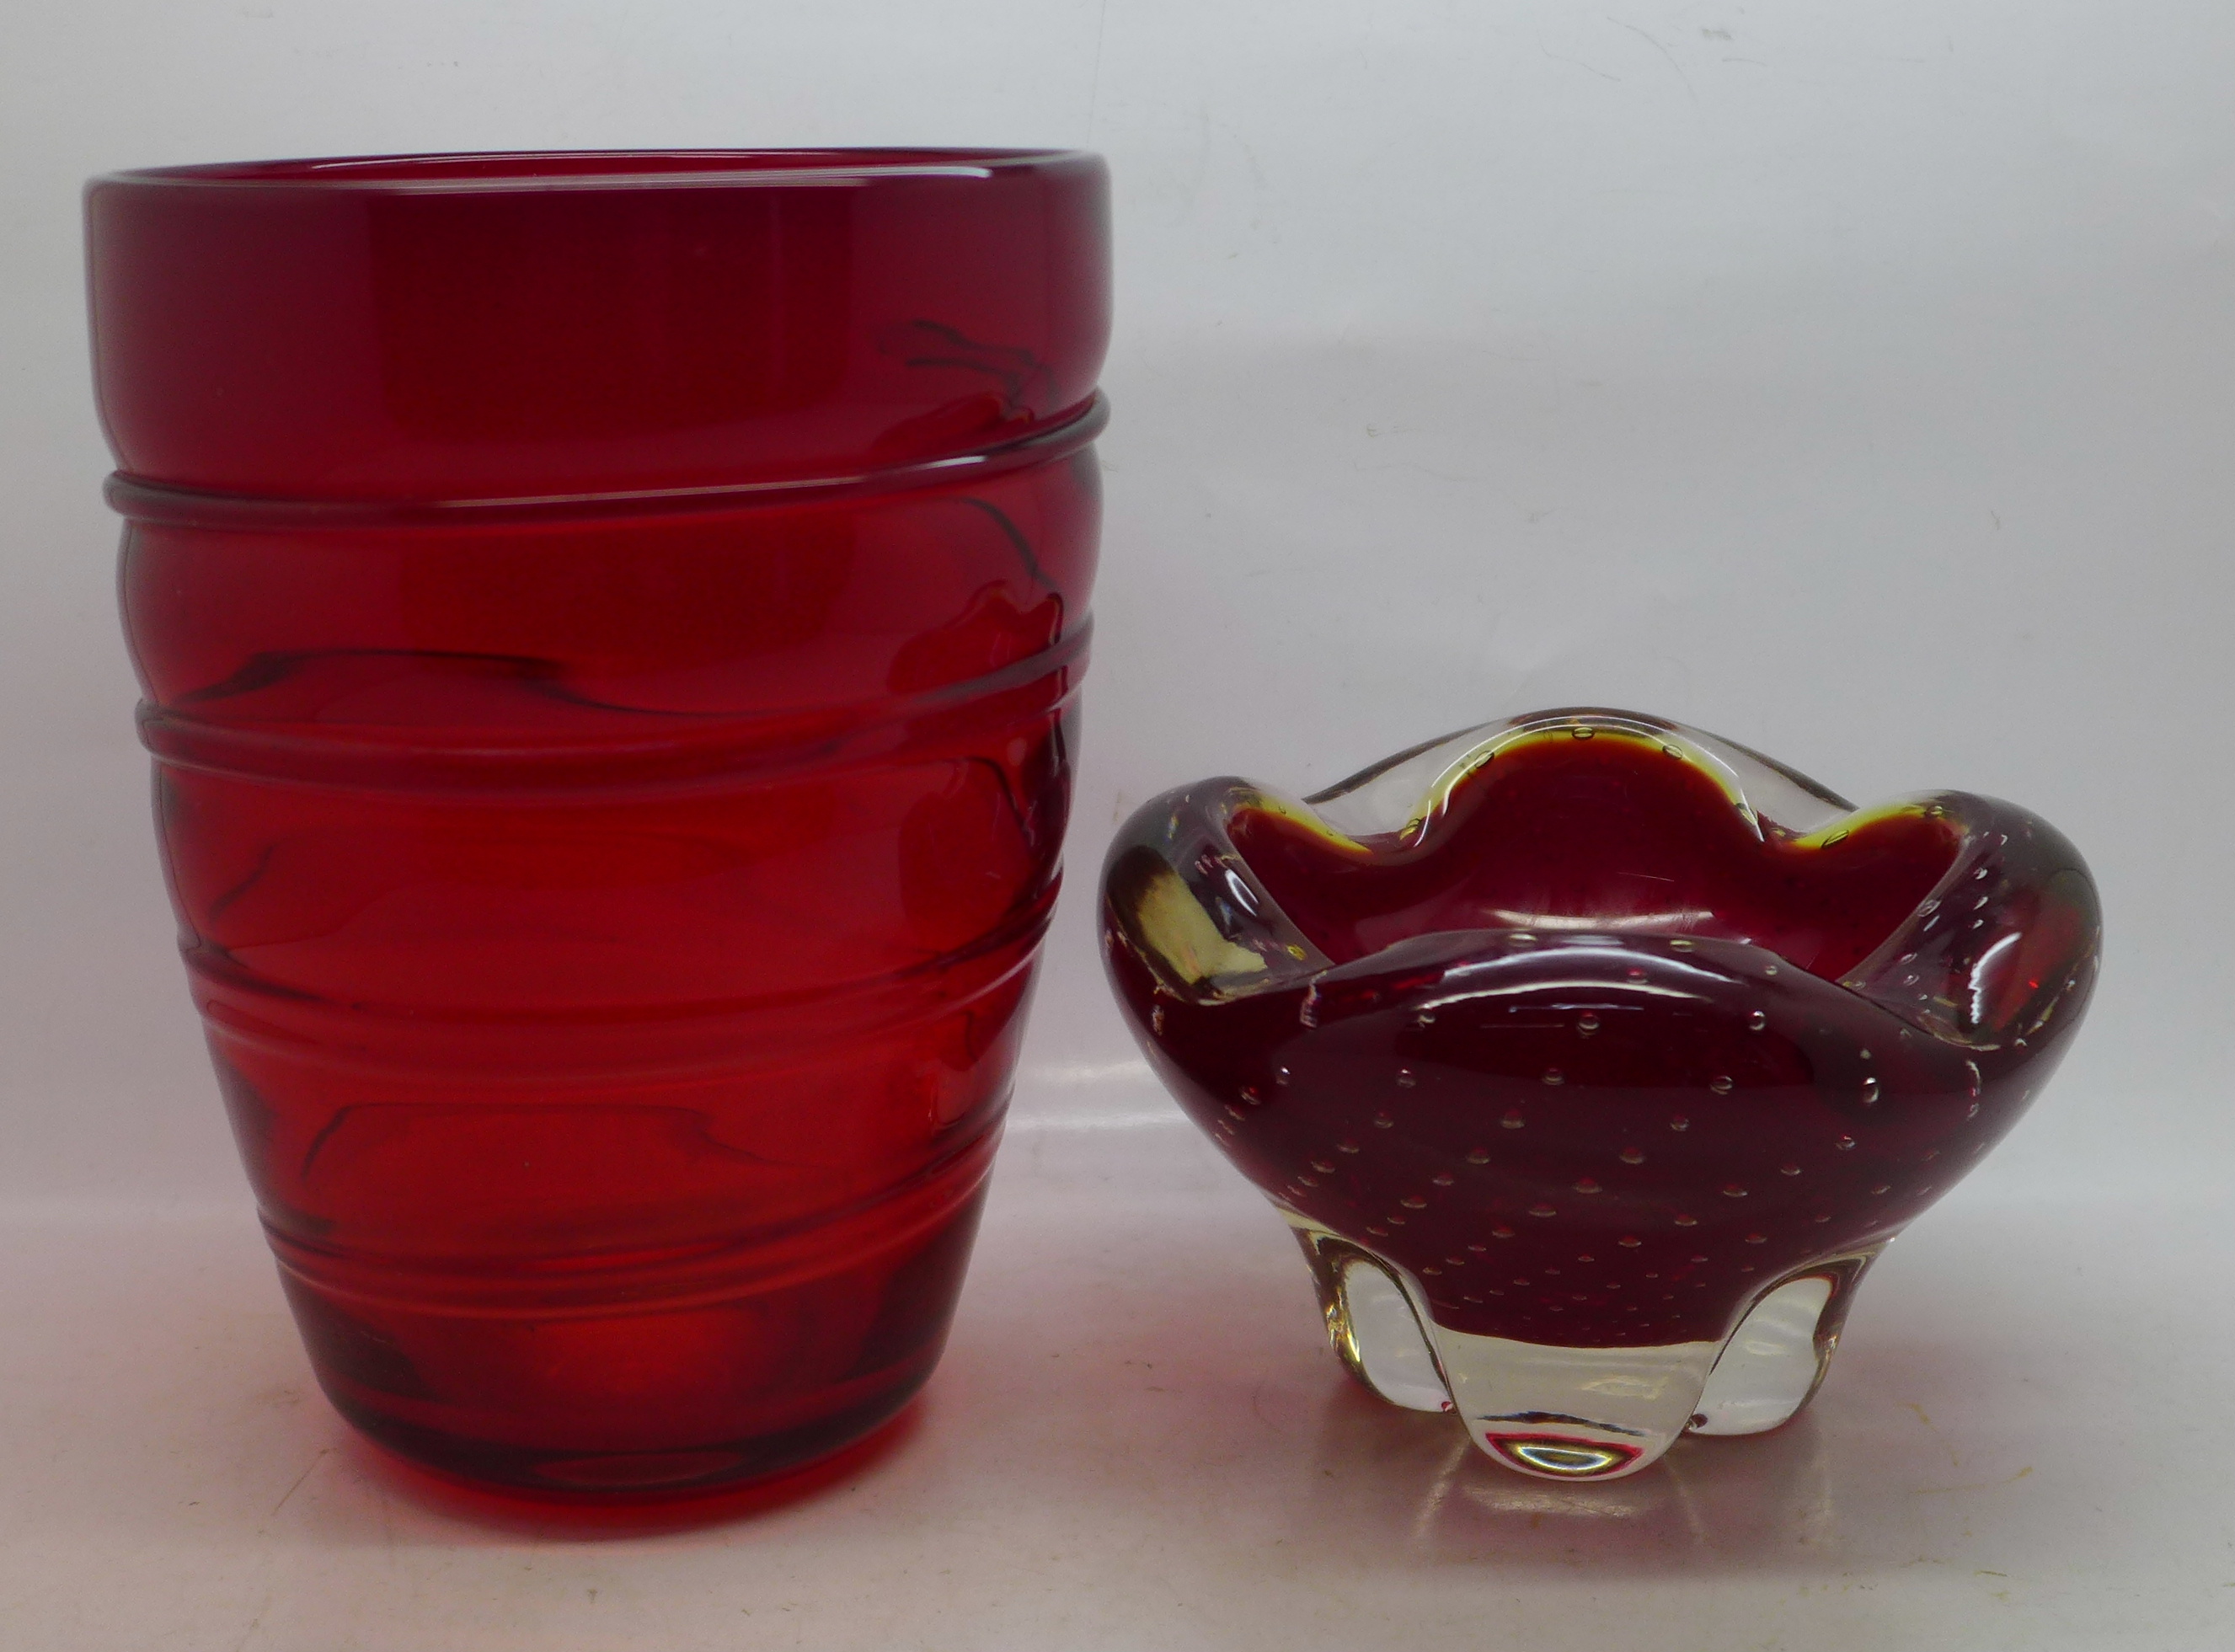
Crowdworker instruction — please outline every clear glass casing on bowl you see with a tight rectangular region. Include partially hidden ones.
[1101,709,2099,1480]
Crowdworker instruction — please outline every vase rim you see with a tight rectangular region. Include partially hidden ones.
[91,148,1099,195]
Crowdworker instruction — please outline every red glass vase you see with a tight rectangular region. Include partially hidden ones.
[88,150,1108,1494]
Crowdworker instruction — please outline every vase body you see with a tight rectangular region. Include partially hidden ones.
[91,150,1107,1494]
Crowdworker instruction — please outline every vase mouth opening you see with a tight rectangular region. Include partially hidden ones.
[93,148,1098,195]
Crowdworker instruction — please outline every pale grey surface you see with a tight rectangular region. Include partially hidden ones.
[3,2,2232,1645]
[1,1117,2228,1650]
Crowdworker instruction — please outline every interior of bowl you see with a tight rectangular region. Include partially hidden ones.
[1229,729,1960,982]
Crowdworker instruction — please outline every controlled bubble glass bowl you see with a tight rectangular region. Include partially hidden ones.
[1101,709,2099,1481]
[89,149,1107,1495]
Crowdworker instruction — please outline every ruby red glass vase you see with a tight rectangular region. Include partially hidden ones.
[88,150,1108,1494]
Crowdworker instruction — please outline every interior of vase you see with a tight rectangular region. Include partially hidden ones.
[1228,732,1961,981]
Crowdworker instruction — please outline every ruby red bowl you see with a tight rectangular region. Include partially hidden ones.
[1102,709,2099,1480]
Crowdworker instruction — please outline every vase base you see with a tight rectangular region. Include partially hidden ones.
[328,1374,928,1500]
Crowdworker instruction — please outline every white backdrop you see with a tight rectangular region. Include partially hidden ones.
[8,0,2231,1201]
[2,4,2231,1647]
